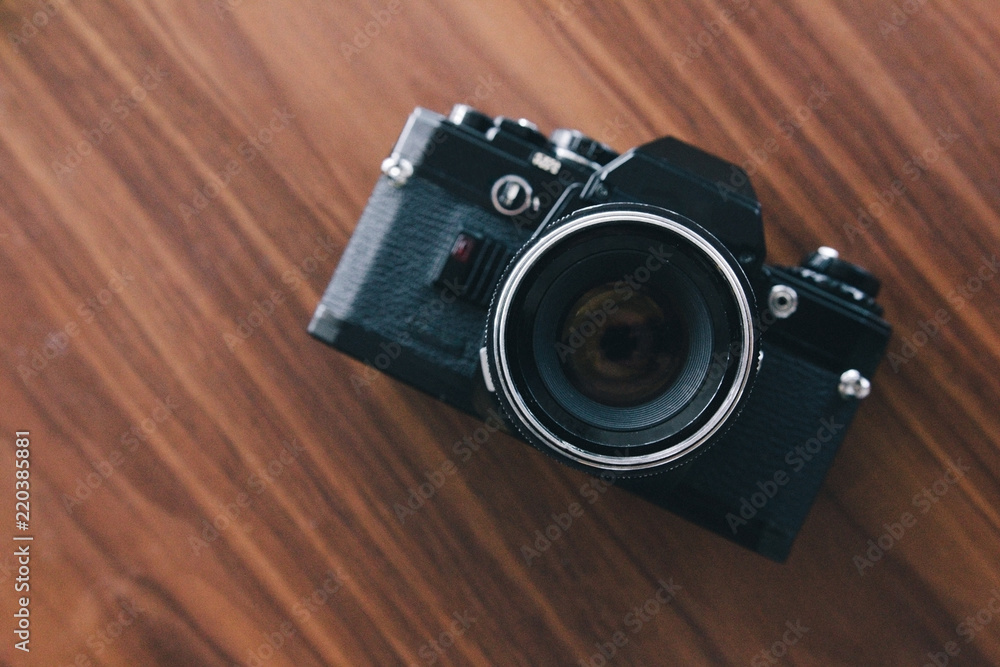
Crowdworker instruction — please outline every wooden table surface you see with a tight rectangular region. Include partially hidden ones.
[2,1,999,665]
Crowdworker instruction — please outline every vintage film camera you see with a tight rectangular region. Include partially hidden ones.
[309,104,891,560]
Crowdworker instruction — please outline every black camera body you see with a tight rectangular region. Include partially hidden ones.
[309,105,891,561]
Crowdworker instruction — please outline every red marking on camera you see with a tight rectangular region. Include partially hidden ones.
[450,234,477,263]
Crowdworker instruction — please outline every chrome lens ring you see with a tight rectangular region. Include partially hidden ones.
[488,206,758,473]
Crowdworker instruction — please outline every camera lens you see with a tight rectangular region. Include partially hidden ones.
[486,205,759,474]
[528,243,717,433]
[557,283,686,407]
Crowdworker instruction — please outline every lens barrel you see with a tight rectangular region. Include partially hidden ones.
[485,204,759,474]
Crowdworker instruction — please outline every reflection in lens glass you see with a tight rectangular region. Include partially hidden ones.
[556,283,688,407]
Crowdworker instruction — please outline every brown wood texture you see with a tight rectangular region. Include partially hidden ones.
[1,0,999,665]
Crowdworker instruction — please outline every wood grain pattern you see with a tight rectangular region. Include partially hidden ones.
[1,0,999,664]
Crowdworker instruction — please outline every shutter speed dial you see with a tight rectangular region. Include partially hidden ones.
[448,105,619,166]
[550,128,619,166]
[494,117,549,147]
[448,104,493,133]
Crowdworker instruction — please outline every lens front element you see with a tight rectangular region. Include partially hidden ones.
[558,283,687,408]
